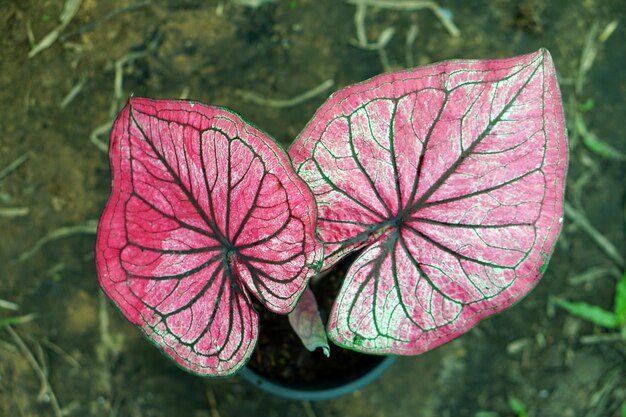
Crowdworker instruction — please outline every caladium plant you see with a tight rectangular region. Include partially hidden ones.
[96,98,321,376]
[96,48,567,380]
[289,49,568,355]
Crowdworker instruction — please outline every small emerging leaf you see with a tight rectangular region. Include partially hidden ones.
[288,286,330,356]
[552,297,619,329]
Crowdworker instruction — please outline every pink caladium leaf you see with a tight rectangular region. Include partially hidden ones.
[96,98,321,376]
[289,49,568,354]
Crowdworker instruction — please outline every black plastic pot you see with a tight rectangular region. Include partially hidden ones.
[239,355,397,401]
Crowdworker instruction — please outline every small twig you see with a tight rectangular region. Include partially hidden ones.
[0,207,30,218]
[230,0,277,7]
[354,2,368,47]
[0,152,30,182]
[93,292,117,401]
[585,368,621,417]
[564,201,626,269]
[205,387,221,417]
[346,0,460,37]
[0,338,18,353]
[45,262,67,279]
[570,152,599,208]
[34,341,50,400]
[5,325,62,417]
[568,265,622,285]
[114,51,146,100]
[580,333,624,345]
[97,291,122,365]
[378,46,392,72]
[0,313,37,327]
[0,299,19,311]
[216,1,225,16]
[350,26,395,51]
[179,86,190,100]
[25,19,35,47]
[236,79,334,109]
[60,72,87,108]
[28,0,84,58]
[349,22,396,70]
[377,28,395,71]
[301,400,319,417]
[19,220,98,262]
[97,292,111,364]
[59,1,152,41]
[108,396,123,417]
[576,20,619,96]
[576,22,599,96]
[575,113,626,160]
[405,23,419,67]
[24,85,31,114]
[40,338,81,369]
[506,337,532,355]
[109,29,162,117]
[90,120,113,153]
[90,49,146,154]
[598,19,619,43]
[429,3,460,38]
[62,401,81,416]
[113,50,148,114]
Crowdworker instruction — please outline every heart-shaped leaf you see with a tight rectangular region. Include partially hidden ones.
[96,98,321,376]
[289,49,568,354]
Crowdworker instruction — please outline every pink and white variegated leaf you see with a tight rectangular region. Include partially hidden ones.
[289,49,568,354]
[96,98,321,376]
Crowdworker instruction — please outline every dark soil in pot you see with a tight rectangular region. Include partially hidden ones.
[247,253,387,389]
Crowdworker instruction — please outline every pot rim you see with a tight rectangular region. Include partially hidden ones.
[238,355,397,401]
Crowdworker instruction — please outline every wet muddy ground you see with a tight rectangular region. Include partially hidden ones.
[1,1,625,416]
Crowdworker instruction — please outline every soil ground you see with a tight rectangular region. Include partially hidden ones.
[1,1,625,416]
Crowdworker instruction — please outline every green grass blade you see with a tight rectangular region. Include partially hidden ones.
[0,313,37,327]
[552,297,619,328]
[614,270,626,325]
[576,116,626,160]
